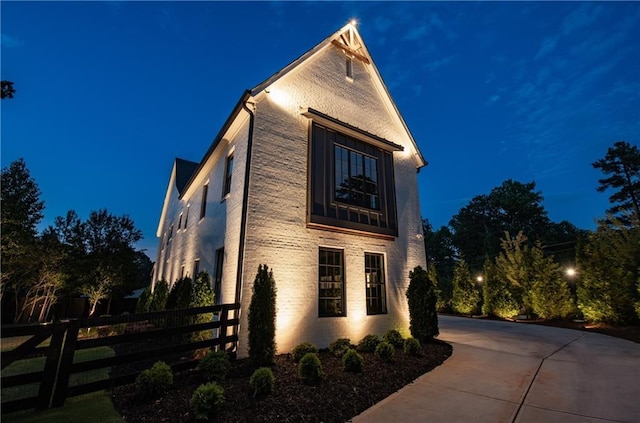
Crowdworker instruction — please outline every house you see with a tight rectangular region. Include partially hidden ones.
[153,22,428,358]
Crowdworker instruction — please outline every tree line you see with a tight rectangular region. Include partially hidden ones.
[425,141,640,324]
[1,158,152,323]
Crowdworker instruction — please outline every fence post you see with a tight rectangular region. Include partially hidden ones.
[51,319,80,408]
[218,307,228,352]
[36,322,68,411]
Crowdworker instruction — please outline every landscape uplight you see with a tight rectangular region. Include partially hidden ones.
[566,268,576,277]
[476,275,483,283]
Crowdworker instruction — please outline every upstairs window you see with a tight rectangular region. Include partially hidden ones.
[346,57,353,79]
[184,206,189,228]
[308,120,399,237]
[200,184,208,219]
[178,213,183,230]
[223,154,234,197]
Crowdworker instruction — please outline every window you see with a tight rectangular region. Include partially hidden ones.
[365,253,386,315]
[178,213,183,230]
[346,57,353,79]
[319,248,345,317]
[214,248,224,305]
[184,206,189,228]
[193,259,200,278]
[308,121,399,237]
[180,265,185,279]
[200,184,208,219]
[223,154,234,197]
[166,225,173,247]
[334,145,378,209]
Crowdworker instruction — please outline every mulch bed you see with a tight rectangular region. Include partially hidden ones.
[111,341,452,423]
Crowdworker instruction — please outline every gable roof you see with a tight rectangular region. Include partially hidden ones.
[174,158,199,196]
[251,22,427,169]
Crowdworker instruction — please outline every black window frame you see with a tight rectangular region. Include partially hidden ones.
[308,121,399,237]
[200,184,208,219]
[184,206,189,228]
[223,154,234,197]
[193,259,200,278]
[364,253,387,315]
[318,247,346,317]
[214,248,224,305]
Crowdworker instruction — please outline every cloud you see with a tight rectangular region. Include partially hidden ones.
[403,24,427,41]
[423,55,456,72]
[1,34,23,48]
[562,3,604,35]
[534,36,558,60]
[487,95,500,105]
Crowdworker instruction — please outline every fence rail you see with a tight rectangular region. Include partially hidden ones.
[0,303,240,414]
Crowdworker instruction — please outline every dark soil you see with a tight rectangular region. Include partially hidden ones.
[112,341,452,423]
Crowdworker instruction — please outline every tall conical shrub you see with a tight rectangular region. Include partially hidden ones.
[406,266,439,341]
[248,265,277,366]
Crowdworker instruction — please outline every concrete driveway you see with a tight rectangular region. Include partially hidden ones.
[353,316,640,423]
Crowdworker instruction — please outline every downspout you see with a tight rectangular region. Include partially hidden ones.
[233,96,255,349]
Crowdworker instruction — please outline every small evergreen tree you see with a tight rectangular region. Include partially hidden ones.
[577,218,639,324]
[248,264,277,366]
[166,278,184,310]
[406,266,439,342]
[482,258,519,319]
[136,286,152,313]
[452,260,480,315]
[175,276,193,309]
[529,245,574,319]
[190,272,215,342]
[149,280,169,312]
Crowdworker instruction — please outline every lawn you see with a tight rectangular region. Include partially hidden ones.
[4,392,123,423]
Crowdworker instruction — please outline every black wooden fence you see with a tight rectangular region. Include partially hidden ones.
[1,303,240,414]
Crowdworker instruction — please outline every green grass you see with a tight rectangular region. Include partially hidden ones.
[3,391,124,423]
[2,346,115,404]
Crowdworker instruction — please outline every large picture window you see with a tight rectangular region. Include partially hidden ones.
[364,253,386,315]
[319,248,345,317]
[308,119,399,237]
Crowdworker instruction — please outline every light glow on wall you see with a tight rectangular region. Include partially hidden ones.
[266,86,297,111]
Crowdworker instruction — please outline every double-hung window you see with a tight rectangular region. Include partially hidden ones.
[318,248,345,317]
[200,184,208,219]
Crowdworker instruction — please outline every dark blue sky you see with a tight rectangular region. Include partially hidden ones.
[2,2,639,259]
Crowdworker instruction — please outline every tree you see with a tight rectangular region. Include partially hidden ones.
[451,260,480,315]
[529,245,574,319]
[593,141,640,222]
[494,231,532,314]
[577,216,640,324]
[1,159,46,321]
[450,180,551,270]
[406,266,439,341]
[248,265,277,366]
[1,80,15,99]
[47,209,145,315]
[482,258,519,319]
[149,280,169,312]
[423,219,456,311]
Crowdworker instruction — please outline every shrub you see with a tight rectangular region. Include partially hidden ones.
[357,334,380,353]
[329,338,352,357]
[452,260,481,315]
[375,341,395,362]
[136,286,152,313]
[190,382,224,420]
[166,277,193,310]
[403,337,421,356]
[406,266,439,341]
[341,348,364,373]
[198,350,230,382]
[292,342,317,363]
[189,272,215,347]
[382,329,404,349]
[298,352,323,385]
[149,280,169,312]
[250,367,275,397]
[135,361,173,400]
[248,265,277,366]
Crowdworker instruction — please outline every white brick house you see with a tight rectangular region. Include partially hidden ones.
[153,23,427,358]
